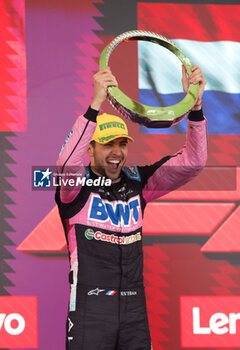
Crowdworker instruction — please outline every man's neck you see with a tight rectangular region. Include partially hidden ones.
[90,166,121,184]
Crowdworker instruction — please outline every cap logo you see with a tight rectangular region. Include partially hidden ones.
[99,121,126,131]
[98,134,123,143]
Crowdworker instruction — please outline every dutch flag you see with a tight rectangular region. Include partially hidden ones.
[138,3,240,134]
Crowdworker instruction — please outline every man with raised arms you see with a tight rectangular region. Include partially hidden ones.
[55,65,207,350]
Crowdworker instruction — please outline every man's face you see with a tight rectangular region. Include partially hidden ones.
[88,137,129,180]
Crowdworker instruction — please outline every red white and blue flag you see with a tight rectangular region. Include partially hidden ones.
[106,290,117,296]
[138,3,240,134]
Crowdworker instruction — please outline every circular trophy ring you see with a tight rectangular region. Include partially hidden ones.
[99,30,199,128]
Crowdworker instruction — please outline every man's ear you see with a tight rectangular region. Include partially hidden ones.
[87,144,94,157]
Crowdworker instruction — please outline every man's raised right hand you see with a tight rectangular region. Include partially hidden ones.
[91,68,118,111]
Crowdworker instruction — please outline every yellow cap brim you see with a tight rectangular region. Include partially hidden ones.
[94,134,134,144]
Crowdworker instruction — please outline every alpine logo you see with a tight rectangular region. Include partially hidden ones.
[88,194,140,227]
[122,166,141,181]
[85,229,141,245]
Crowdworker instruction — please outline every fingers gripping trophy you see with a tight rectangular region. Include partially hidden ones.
[56,30,207,350]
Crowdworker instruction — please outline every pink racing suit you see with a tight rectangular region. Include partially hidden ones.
[55,107,207,350]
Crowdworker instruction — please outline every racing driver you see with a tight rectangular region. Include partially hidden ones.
[55,65,207,350]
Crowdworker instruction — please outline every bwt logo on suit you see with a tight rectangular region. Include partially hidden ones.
[0,296,38,348]
[180,296,240,347]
